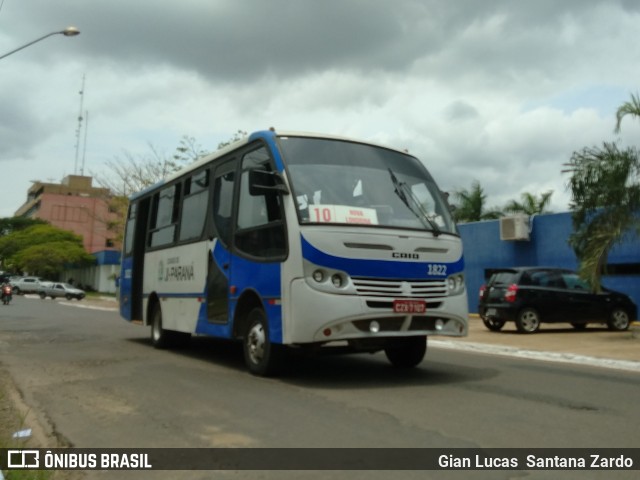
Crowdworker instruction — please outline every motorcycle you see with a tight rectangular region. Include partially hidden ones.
[2,284,12,305]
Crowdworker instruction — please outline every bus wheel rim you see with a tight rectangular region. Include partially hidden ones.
[247,323,265,364]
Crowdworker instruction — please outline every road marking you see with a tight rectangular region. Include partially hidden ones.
[22,294,118,311]
[60,302,117,312]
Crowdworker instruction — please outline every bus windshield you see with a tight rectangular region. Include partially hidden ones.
[279,136,457,234]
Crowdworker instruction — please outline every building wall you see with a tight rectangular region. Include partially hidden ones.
[459,212,640,313]
[14,176,119,254]
[64,263,120,294]
[32,193,114,253]
[64,250,121,294]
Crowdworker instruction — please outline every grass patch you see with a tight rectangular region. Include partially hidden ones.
[0,390,51,480]
[84,291,115,300]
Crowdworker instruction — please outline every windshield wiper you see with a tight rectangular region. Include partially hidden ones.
[388,168,441,236]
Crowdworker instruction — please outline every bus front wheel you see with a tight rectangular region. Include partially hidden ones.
[243,308,284,376]
[384,336,427,368]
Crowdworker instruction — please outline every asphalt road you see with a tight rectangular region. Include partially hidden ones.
[1,296,639,480]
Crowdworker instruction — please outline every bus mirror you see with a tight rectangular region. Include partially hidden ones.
[248,170,290,196]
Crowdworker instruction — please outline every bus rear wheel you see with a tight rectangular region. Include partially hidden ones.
[243,308,284,376]
[150,304,190,349]
[384,336,427,368]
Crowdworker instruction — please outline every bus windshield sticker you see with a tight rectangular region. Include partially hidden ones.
[309,205,379,225]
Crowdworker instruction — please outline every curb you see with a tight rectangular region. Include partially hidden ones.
[430,339,640,373]
[469,312,640,327]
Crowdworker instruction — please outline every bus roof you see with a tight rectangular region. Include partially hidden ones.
[128,129,412,200]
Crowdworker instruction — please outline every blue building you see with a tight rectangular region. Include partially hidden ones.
[458,212,639,314]
[64,250,122,294]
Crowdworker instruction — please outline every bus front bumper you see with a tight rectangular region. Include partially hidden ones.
[286,279,468,344]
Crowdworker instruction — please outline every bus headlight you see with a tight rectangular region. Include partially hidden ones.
[447,274,465,296]
[304,261,355,294]
[313,270,325,283]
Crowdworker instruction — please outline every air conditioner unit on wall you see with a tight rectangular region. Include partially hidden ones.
[500,215,530,241]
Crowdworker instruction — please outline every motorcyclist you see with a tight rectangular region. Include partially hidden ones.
[1,280,12,305]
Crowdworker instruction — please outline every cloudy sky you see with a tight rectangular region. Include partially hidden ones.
[1,0,640,218]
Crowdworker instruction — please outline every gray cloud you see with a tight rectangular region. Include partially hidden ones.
[13,0,635,83]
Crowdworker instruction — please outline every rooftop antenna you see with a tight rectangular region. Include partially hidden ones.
[74,74,86,175]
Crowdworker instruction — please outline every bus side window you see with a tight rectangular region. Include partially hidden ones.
[179,169,210,242]
[148,183,181,248]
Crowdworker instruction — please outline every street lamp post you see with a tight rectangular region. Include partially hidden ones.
[0,26,80,61]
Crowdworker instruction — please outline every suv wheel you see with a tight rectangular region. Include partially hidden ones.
[482,316,506,331]
[607,308,630,331]
[516,308,540,333]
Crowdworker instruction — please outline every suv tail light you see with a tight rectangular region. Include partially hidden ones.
[479,284,486,300]
[504,284,518,303]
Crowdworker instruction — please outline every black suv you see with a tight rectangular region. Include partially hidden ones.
[478,267,637,333]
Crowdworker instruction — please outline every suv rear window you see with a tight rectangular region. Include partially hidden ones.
[489,272,517,285]
[561,273,589,290]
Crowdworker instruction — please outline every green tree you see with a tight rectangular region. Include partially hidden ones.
[451,181,503,223]
[0,217,48,237]
[566,95,640,290]
[504,191,554,215]
[566,92,640,291]
[0,224,94,277]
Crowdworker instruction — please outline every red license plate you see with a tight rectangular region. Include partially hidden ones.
[393,299,426,314]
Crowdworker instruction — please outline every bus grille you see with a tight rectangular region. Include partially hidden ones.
[351,277,448,298]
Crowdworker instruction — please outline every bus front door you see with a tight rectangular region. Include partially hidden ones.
[207,244,230,323]
[207,159,237,324]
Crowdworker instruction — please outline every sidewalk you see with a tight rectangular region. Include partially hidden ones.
[435,315,640,367]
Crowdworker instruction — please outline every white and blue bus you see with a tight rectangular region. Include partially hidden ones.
[119,130,468,375]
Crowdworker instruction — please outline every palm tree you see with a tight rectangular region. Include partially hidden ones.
[615,92,640,133]
[504,191,553,215]
[452,181,503,223]
[566,92,640,290]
